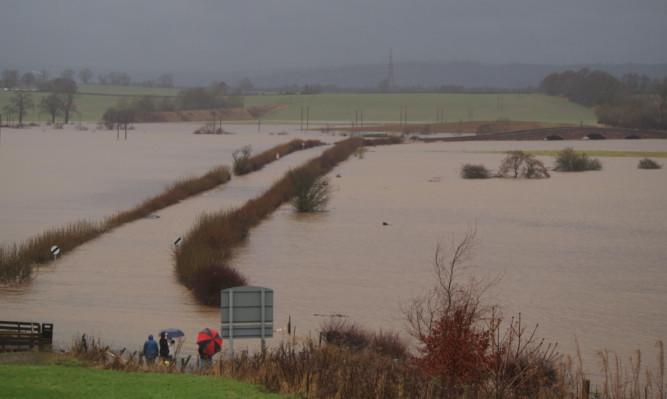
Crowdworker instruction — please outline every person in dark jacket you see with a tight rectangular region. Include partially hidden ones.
[159,332,170,362]
[143,334,159,364]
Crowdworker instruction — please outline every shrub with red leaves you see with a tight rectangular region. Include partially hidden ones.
[413,303,493,391]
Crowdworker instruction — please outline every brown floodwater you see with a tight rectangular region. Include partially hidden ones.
[1,123,665,382]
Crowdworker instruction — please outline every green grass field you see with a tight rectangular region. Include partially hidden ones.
[0,85,596,125]
[0,364,290,399]
[246,92,596,124]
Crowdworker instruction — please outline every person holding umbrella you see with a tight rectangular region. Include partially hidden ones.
[159,328,185,361]
[197,328,222,368]
[159,332,170,363]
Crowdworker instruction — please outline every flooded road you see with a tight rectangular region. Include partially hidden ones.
[1,123,665,381]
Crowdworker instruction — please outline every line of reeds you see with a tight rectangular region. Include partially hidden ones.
[0,164,234,285]
[242,139,326,175]
[0,138,330,285]
[174,137,365,305]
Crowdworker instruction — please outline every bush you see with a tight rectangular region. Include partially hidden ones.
[638,158,663,169]
[289,167,332,212]
[461,163,492,179]
[232,145,253,175]
[497,150,550,179]
[553,147,602,171]
[191,263,248,306]
[320,319,371,351]
[413,303,493,392]
[319,319,410,360]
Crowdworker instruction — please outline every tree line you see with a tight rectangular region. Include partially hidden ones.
[540,68,667,130]
[2,76,78,125]
[101,83,244,129]
[1,68,174,89]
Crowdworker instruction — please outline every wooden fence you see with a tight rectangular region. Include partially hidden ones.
[0,320,53,352]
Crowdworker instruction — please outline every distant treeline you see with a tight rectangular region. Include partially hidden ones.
[102,85,244,128]
[540,68,667,130]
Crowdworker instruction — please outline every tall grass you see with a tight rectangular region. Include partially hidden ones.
[0,165,231,284]
[234,139,325,176]
[174,137,364,305]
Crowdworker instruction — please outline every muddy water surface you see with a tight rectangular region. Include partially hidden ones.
[1,123,665,381]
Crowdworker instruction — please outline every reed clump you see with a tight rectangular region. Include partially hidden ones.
[233,139,325,176]
[461,163,493,179]
[191,263,248,306]
[175,137,364,305]
[553,146,603,171]
[638,158,663,169]
[0,220,109,284]
[0,244,34,284]
[362,135,404,146]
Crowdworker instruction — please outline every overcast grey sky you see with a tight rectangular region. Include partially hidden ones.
[2,0,666,77]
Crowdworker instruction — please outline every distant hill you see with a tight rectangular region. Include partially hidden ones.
[223,61,667,91]
[5,61,666,90]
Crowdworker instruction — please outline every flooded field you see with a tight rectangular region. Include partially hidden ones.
[1,122,665,382]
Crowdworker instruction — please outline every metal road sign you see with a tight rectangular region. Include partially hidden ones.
[221,286,273,355]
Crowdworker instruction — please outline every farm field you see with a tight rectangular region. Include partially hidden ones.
[1,85,596,125]
[244,92,596,124]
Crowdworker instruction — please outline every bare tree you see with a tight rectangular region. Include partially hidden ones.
[60,69,75,81]
[39,93,63,123]
[156,73,174,88]
[20,72,36,89]
[78,68,93,84]
[402,225,498,340]
[1,69,19,88]
[485,312,560,398]
[497,150,550,179]
[4,91,34,125]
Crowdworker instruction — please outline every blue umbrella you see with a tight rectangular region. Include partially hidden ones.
[159,328,185,340]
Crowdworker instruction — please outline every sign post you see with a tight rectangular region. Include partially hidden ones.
[50,245,60,262]
[221,286,273,356]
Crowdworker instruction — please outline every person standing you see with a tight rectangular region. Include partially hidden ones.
[159,332,170,362]
[143,334,158,364]
[198,345,212,368]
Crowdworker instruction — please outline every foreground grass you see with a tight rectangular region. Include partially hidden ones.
[0,364,288,399]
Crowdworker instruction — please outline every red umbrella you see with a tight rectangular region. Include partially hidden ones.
[196,328,222,356]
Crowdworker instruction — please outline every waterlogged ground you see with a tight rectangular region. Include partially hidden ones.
[1,122,666,384]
